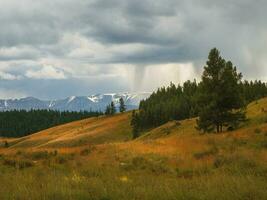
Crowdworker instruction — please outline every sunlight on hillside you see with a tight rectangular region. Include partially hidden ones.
[0,98,267,199]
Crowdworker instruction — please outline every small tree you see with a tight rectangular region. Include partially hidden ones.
[105,101,116,115]
[110,101,116,115]
[105,105,111,115]
[4,141,9,148]
[131,110,140,139]
[119,97,126,113]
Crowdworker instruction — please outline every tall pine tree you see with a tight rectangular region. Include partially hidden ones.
[197,48,245,133]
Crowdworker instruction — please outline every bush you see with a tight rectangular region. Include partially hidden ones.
[227,126,235,131]
[194,146,218,160]
[176,167,210,178]
[260,140,267,148]
[16,151,23,155]
[176,168,194,178]
[213,155,257,171]
[55,154,75,164]
[30,151,49,160]
[121,156,170,174]
[213,156,230,168]
[3,158,34,169]
[80,146,95,156]
[55,156,68,164]
[254,128,262,134]
[4,141,9,148]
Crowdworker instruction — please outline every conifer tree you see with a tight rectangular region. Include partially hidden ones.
[131,110,140,139]
[119,97,126,113]
[105,105,111,115]
[197,48,245,133]
[110,101,116,115]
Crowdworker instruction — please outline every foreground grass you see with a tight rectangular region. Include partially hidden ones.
[0,98,267,199]
[1,135,267,200]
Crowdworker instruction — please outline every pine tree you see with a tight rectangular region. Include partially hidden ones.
[105,105,111,115]
[119,97,126,113]
[197,48,246,133]
[110,101,116,115]
[131,110,140,139]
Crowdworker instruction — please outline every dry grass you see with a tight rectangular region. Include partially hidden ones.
[0,112,132,153]
[0,98,267,199]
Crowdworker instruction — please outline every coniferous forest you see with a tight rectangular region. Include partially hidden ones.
[0,110,102,137]
[131,48,267,137]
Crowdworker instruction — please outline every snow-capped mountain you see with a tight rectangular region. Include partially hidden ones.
[0,92,151,112]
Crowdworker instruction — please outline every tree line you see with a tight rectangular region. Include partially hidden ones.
[105,97,126,115]
[0,109,102,138]
[131,48,267,138]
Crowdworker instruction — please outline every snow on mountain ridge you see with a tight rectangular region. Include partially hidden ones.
[67,96,76,103]
[0,92,151,112]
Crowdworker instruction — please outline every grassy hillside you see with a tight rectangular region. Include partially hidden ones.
[0,112,132,152]
[0,98,267,199]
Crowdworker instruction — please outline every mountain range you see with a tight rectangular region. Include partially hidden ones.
[0,92,151,112]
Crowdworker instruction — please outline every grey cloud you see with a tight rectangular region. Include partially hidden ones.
[0,0,266,98]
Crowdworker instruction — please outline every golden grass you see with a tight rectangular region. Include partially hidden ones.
[0,98,267,199]
[0,112,132,153]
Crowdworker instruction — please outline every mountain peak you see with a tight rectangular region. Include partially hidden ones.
[0,92,151,112]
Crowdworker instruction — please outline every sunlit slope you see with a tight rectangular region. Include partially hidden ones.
[1,97,266,152]
[0,112,132,149]
[139,97,267,140]
[117,97,267,158]
[0,98,266,199]
[246,97,267,122]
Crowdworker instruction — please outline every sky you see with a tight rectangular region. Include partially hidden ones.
[0,0,267,99]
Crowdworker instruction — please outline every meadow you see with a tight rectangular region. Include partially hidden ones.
[0,98,267,200]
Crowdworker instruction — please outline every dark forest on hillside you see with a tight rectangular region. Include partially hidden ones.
[0,110,102,138]
[131,49,267,137]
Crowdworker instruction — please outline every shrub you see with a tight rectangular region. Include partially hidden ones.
[3,159,16,167]
[55,156,68,164]
[260,140,267,148]
[53,150,58,156]
[176,167,210,178]
[30,151,49,160]
[176,168,194,178]
[4,141,9,148]
[227,126,234,131]
[80,149,91,156]
[3,158,34,169]
[121,155,170,174]
[194,146,218,160]
[80,146,95,156]
[213,156,230,168]
[254,128,262,134]
[213,155,257,171]
[16,151,23,155]
[55,154,75,164]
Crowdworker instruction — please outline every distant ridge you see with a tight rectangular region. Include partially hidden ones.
[0,92,151,112]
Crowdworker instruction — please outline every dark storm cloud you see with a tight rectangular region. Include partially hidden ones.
[84,0,180,45]
[0,0,266,98]
[80,0,267,68]
[1,0,266,64]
